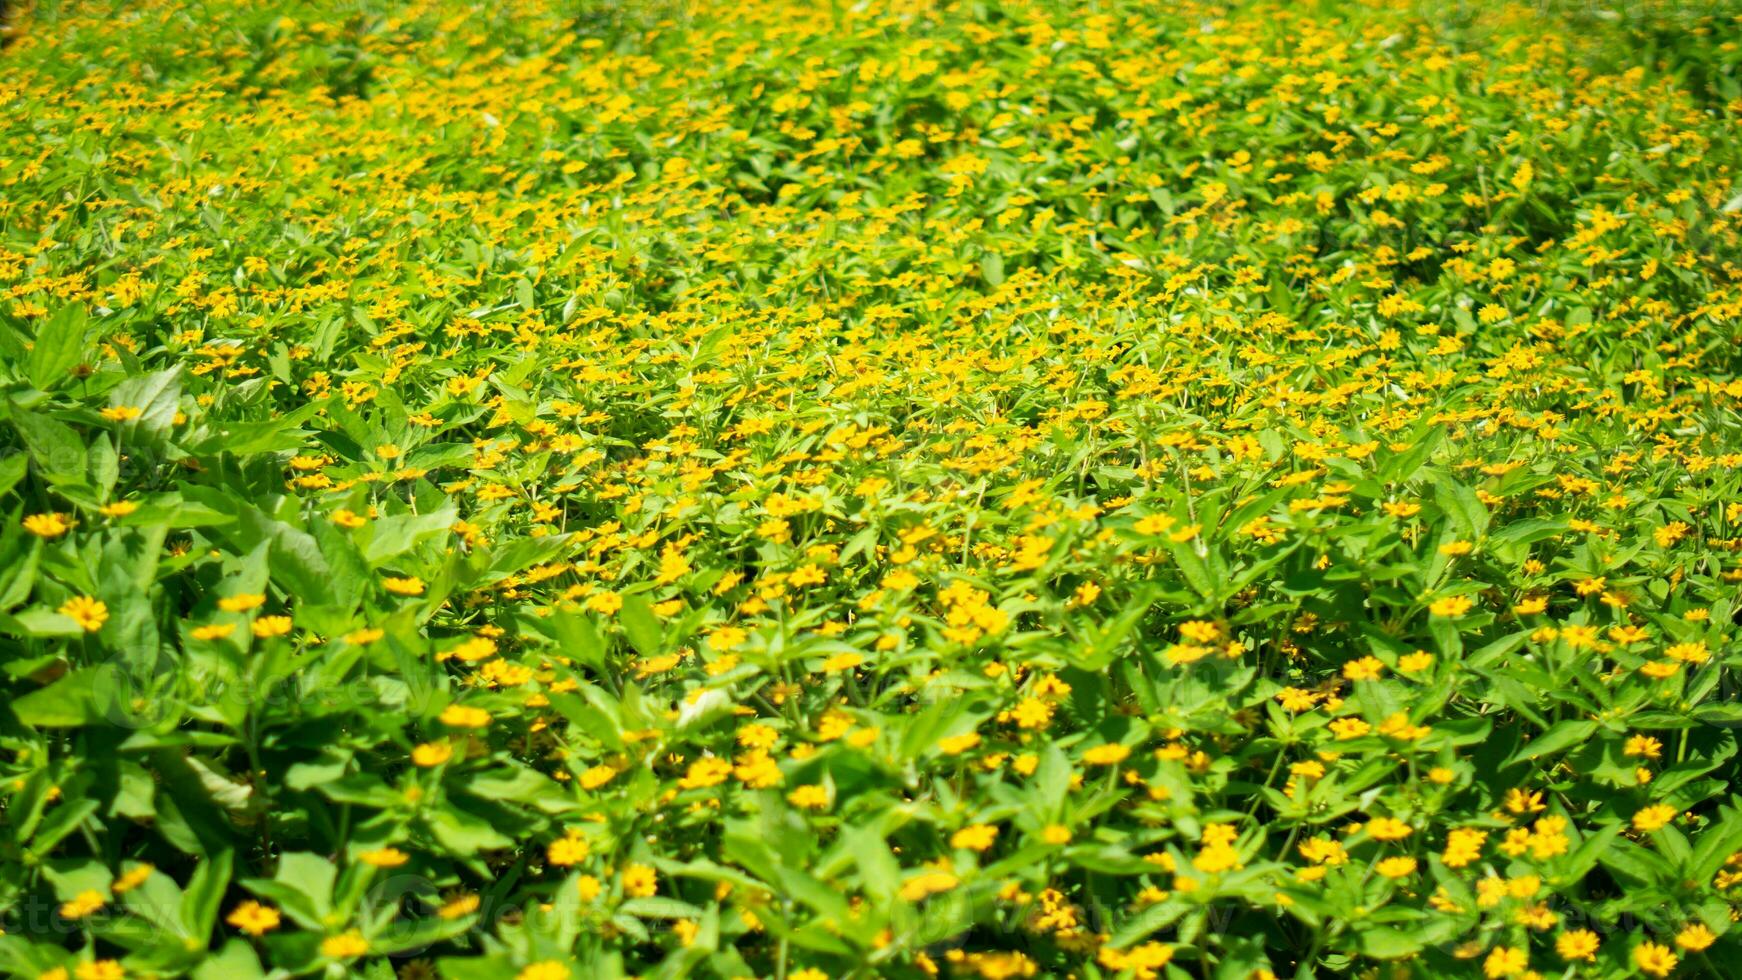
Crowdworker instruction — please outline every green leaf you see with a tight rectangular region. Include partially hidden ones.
[1167,537,1216,601]
[425,804,515,856]
[181,850,233,937]
[363,502,457,564]
[260,852,336,920]
[25,799,99,856]
[1691,806,1742,879]
[1504,720,1598,767]
[1562,822,1621,880]
[0,452,29,497]
[980,251,1005,287]
[1489,517,1566,547]
[847,825,900,905]
[1355,917,1457,959]
[0,533,40,611]
[27,304,89,390]
[530,609,607,672]
[237,509,339,608]
[1107,899,1188,948]
[11,404,88,485]
[191,941,264,980]
[1355,926,1426,959]
[619,593,663,658]
[86,433,119,496]
[109,366,181,448]
[620,896,706,919]
[10,668,104,727]
[1431,473,1489,541]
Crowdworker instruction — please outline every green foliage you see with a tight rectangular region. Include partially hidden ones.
[0,0,1740,978]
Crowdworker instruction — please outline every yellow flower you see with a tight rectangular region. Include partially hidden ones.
[191,622,235,641]
[1398,651,1434,672]
[442,640,498,664]
[1555,929,1599,962]
[359,847,410,867]
[547,835,590,866]
[1443,828,1487,868]
[439,894,480,919]
[789,564,827,587]
[787,784,829,809]
[219,593,267,612]
[1674,923,1716,952]
[439,705,492,729]
[226,901,281,936]
[1365,818,1413,841]
[1633,804,1677,833]
[680,757,732,789]
[653,545,690,584]
[1633,941,1678,978]
[950,824,998,852]
[1298,837,1347,867]
[59,596,108,632]
[516,963,571,980]
[321,931,369,959]
[111,864,153,893]
[1329,717,1370,739]
[1082,744,1131,766]
[412,741,453,767]
[585,591,623,614]
[59,890,106,920]
[1342,656,1384,681]
[579,765,617,789]
[622,864,657,897]
[882,569,919,591]
[1625,735,1663,759]
[1482,945,1527,978]
[1100,943,1172,975]
[937,732,981,755]
[1639,661,1680,680]
[251,615,293,638]
[707,625,748,651]
[898,870,958,901]
[1375,856,1417,878]
[1504,789,1546,815]
[820,651,863,672]
[74,963,123,980]
[1193,832,1244,873]
[383,576,426,596]
[1133,513,1177,535]
[1429,595,1473,617]
[1665,641,1710,664]
[98,500,138,518]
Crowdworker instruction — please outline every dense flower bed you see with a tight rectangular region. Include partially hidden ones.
[1,0,1740,977]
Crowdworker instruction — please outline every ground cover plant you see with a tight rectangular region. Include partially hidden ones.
[0,0,1740,976]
